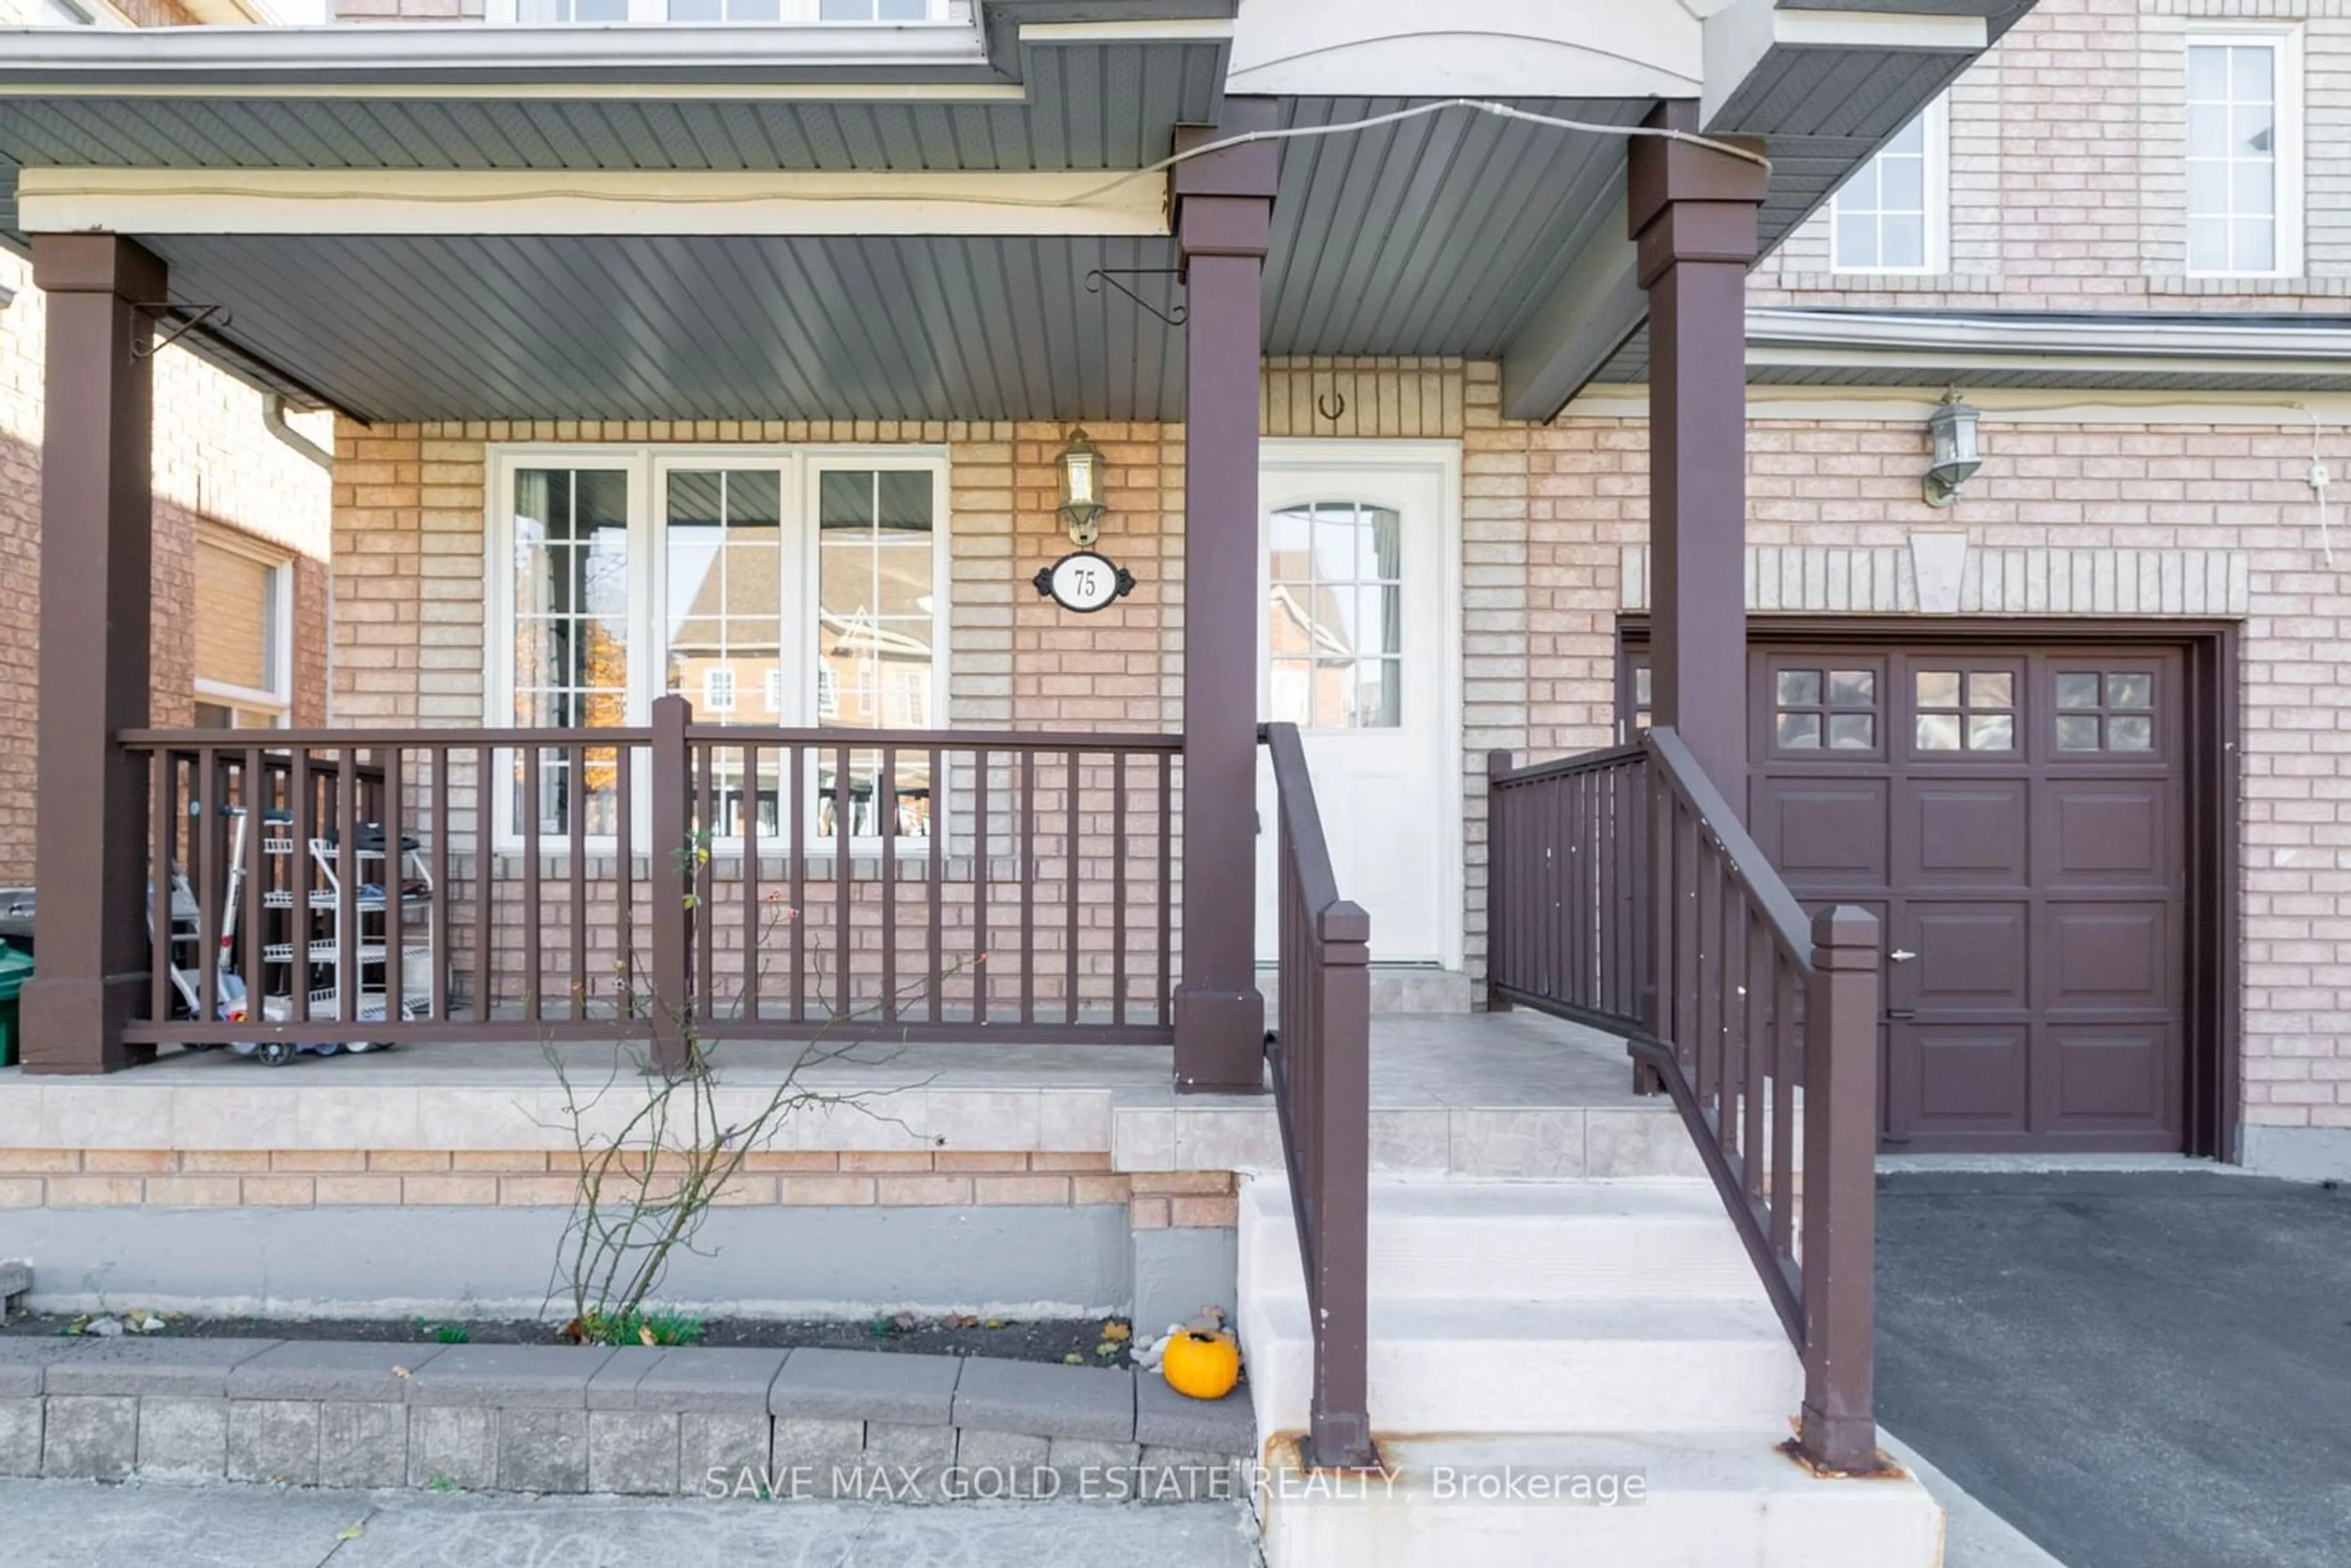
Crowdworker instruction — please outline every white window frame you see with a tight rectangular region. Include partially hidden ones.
[193,535,295,729]
[1829,95,1949,277]
[702,666,737,713]
[2183,28,2304,280]
[482,0,956,24]
[485,445,951,853]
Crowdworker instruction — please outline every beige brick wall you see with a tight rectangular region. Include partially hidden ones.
[0,249,334,887]
[0,1146,1236,1227]
[1534,389,2351,1134]
[325,369,2351,1136]
[1757,0,2351,307]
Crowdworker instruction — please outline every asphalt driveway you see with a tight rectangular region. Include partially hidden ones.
[1876,1171,2351,1568]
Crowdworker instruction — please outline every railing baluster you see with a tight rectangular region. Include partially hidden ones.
[928,745,944,1025]
[1112,751,1128,1027]
[834,741,852,1024]
[430,745,450,1022]
[521,743,541,1025]
[336,748,358,1026]
[743,741,761,1023]
[696,737,716,1025]
[241,747,265,1037]
[974,746,991,1027]
[1020,749,1035,1026]
[613,743,631,1019]
[1065,749,1080,1026]
[385,745,406,1026]
[789,742,805,1024]
[473,745,493,1027]
[558,741,581,1023]
[1157,749,1172,1029]
[880,745,898,1022]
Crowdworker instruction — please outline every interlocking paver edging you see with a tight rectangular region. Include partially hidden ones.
[0,1335,1253,1502]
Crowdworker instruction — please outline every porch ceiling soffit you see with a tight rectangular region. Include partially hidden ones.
[0,7,1233,416]
[1496,0,2032,424]
[0,91,1676,424]
[1590,307,2351,396]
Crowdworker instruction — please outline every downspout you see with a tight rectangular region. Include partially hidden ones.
[260,393,336,723]
[263,393,332,471]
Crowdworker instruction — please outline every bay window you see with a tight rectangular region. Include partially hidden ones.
[490,447,947,848]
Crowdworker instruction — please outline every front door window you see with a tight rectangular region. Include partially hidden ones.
[1265,501,1403,730]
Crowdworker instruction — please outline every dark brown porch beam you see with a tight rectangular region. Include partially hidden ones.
[1171,99,1278,1095]
[20,234,167,1074]
[1629,103,1768,798]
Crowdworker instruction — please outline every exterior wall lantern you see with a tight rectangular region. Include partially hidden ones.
[1923,394,1984,508]
[1056,427,1108,546]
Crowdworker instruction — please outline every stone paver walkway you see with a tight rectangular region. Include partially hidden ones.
[0,1480,1262,1568]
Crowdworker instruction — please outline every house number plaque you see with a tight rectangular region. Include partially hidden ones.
[1035,550,1135,613]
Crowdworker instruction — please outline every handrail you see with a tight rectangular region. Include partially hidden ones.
[1486,724,1886,1475]
[1642,727,1815,965]
[1258,721,1376,1472]
[1260,722,1345,915]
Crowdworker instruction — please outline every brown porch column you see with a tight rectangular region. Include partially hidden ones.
[18,234,167,1074]
[1629,103,1768,796]
[1171,100,1278,1093]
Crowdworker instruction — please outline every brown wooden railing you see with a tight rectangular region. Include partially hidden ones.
[1259,720,1374,1472]
[1488,726,1884,1473]
[119,696,1181,1057]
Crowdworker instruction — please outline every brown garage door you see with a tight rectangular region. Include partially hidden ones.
[1741,643,2189,1153]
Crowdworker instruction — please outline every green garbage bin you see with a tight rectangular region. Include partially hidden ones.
[0,944,31,1068]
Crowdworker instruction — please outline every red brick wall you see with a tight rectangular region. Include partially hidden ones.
[0,251,335,888]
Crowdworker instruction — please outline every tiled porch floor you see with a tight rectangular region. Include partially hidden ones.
[0,1011,1703,1180]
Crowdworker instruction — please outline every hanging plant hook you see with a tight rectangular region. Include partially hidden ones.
[132,302,230,358]
[1084,268,1188,327]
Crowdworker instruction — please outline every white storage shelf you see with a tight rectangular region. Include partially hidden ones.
[258,833,438,1028]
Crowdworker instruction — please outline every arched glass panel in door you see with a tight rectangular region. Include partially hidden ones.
[1266,501,1403,729]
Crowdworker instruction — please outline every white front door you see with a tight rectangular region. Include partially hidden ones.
[1255,443,1461,967]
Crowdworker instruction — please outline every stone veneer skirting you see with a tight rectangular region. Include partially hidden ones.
[0,1338,1251,1502]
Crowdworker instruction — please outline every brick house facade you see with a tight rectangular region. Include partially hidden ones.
[310,0,2351,1171]
[0,0,333,890]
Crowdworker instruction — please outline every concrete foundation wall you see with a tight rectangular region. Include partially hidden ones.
[4,1202,1137,1320]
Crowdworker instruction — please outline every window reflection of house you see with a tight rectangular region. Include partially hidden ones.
[1267,502,1403,730]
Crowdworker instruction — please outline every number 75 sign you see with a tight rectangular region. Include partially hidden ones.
[1034,550,1137,613]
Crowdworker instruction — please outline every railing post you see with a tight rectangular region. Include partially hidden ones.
[650,694,693,1072]
[1484,749,1513,1012]
[1632,741,1669,1095]
[1307,897,1375,1471]
[1799,903,1883,1472]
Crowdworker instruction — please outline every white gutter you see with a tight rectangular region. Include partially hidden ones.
[0,23,996,94]
[1747,307,2351,365]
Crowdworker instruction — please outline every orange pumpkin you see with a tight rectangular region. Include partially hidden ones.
[1162,1328,1242,1400]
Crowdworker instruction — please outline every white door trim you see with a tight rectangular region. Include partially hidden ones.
[1259,438,1466,972]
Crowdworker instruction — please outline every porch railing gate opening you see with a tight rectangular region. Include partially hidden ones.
[1487,726,1884,1474]
[1259,720,1375,1472]
[121,696,1180,1059]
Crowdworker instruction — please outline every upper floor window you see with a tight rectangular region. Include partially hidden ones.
[1831,97,1946,275]
[496,0,950,20]
[2186,34,2302,277]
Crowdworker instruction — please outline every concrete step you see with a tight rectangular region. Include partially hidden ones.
[1241,1179,1769,1301]
[1255,1431,1945,1568]
[1237,1177,1801,1441]
[1243,1288,1802,1439]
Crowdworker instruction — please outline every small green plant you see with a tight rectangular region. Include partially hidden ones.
[433,1323,471,1345]
[426,1472,459,1495]
[574,1306,705,1348]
